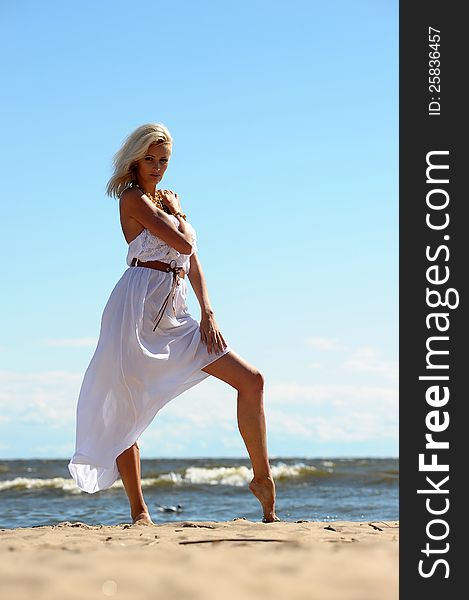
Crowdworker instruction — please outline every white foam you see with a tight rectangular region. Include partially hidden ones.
[0,462,320,493]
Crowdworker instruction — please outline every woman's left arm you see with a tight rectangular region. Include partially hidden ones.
[188,253,228,355]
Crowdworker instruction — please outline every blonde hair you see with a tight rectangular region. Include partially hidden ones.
[105,122,173,199]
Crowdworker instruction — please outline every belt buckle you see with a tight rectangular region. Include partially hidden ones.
[168,259,184,278]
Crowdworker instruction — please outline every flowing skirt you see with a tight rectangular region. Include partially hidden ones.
[68,266,232,493]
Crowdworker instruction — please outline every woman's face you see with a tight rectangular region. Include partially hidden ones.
[134,142,171,190]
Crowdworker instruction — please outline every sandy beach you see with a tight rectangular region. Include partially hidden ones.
[0,518,398,600]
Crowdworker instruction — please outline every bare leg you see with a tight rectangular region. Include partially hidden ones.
[202,349,280,522]
[116,441,154,525]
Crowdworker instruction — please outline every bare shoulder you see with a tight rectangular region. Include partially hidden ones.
[120,186,142,200]
[119,187,154,223]
[119,186,169,231]
[119,187,193,254]
[119,187,142,211]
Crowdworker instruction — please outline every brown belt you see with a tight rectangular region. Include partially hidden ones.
[130,257,186,331]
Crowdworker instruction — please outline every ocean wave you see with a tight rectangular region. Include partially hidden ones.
[0,477,90,494]
[0,460,399,493]
[0,462,327,492]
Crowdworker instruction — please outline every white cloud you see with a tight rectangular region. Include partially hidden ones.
[305,337,344,351]
[343,346,398,382]
[0,370,82,427]
[266,381,396,408]
[140,379,398,450]
[264,381,397,442]
[304,336,398,383]
[42,338,98,348]
[268,410,397,443]
[0,364,398,453]
[30,442,75,455]
[0,366,239,442]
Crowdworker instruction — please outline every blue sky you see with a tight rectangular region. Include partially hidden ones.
[0,0,398,459]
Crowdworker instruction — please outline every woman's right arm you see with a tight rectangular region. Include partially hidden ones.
[120,188,194,255]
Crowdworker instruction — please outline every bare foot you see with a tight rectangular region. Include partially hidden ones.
[132,511,155,526]
[249,474,281,522]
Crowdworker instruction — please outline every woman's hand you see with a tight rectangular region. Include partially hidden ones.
[200,311,228,354]
[159,189,182,215]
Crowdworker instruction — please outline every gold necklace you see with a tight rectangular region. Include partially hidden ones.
[134,184,186,218]
[144,188,167,211]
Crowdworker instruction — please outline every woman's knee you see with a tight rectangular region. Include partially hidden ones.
[240,368,264,394]
[202,349,265,393]
[254,370,265,390]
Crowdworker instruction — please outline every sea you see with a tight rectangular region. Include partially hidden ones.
[0,457,398,529]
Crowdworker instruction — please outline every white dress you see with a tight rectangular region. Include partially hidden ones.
[68,215,233,493]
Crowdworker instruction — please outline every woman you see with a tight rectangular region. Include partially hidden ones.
[68,123,279,525]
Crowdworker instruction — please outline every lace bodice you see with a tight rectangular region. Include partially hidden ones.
[126,214,198,272]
